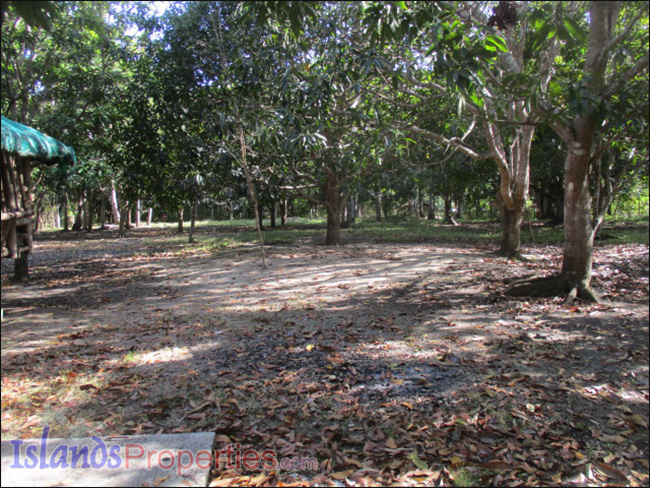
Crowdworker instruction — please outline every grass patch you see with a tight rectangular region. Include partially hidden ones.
[348,218,499,243]
[122,350,140,363]
[149,216,648,252]
[450,467,479,487]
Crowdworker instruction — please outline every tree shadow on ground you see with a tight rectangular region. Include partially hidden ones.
[1,228,647,486]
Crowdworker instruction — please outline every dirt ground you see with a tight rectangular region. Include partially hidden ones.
[1,225,648,486]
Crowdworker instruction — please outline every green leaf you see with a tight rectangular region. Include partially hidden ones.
[469,90,483,107]
[396,1,408,11]
[563,17,587,42]
[485,35,508,53]
[408,451,429,471]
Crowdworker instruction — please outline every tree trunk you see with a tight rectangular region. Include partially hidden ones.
[63,193,70,231]
[382,197,392,219]
[100,192,106,229]
[177,207,184,233]
[110,184,120,225]
[118,204,128,238]
[347,197,356,225]
[443,196,457,225]
[326,206,342,245]
[375,194,383,222]
[72,197,83,231]
[508,2,629,302]
[147,208,153,226]
[499,203,524,259]
[135,200,141,227]
[560,139,597,300]
[125,201,132,229]
[84,191,93,232]
[325,174,344,246]
[280,198,288,226]
[256,201,265,230]
[188,203,197,243]
[268,203,276,228]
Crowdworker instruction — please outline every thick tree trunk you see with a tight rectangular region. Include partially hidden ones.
[560,140,597,301]
[506,138,599,301]
[498,203,524,259]
[326,206,342,245]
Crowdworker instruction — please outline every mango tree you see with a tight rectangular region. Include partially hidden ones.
[507,1,649,301]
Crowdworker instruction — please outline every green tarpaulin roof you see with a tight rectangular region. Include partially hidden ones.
[1,115,76,165]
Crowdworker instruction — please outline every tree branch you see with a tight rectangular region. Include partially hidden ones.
[603,53,649,98]
[600,5,648,61]
[402,124,488,160]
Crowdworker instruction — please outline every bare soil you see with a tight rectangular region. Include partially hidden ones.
[1,225,648,487]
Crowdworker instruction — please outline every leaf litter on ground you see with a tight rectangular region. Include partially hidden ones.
[1,225,648,487]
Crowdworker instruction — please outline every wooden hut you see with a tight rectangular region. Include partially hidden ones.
[1,116,76,277]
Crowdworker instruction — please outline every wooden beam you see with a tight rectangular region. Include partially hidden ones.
[1,211,33,221]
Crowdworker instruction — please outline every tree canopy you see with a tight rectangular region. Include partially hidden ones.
[1,0,648,297]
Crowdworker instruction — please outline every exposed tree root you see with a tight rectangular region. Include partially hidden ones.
[444,215,458,226]
[505,274,599,304]
[495,248,528,261]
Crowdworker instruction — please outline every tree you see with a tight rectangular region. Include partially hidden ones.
[258,2,391,245]
[376,1,563,258]
[508,1,649,301]
[1,1,56,31]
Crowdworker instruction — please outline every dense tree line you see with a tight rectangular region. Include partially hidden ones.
[2,1,648,299]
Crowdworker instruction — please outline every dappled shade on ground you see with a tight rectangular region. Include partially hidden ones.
[1,225,648,486]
